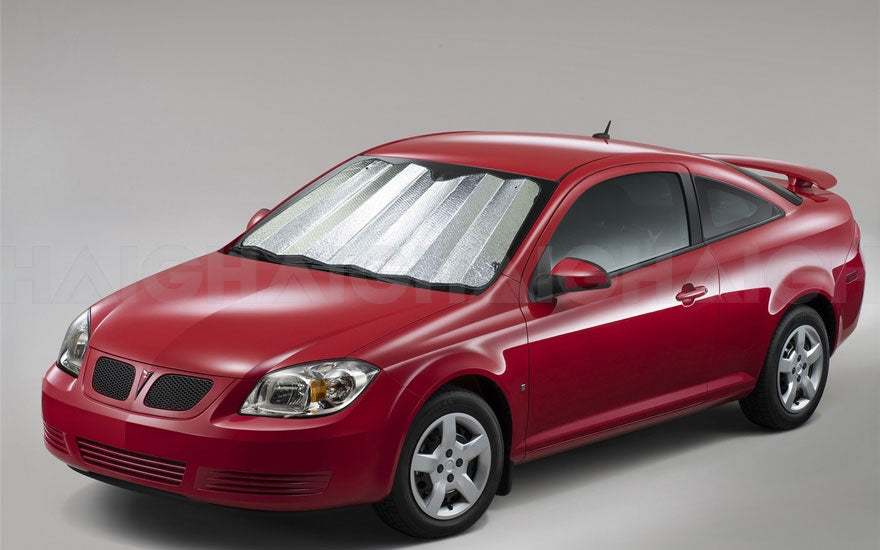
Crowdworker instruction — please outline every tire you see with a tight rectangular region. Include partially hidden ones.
[740,305,830,430]
[374,387,504,538]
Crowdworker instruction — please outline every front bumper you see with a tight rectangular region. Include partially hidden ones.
[42,356,418,511]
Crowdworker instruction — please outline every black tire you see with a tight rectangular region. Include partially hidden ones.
[740,305,830,430]
[374,387,504,538]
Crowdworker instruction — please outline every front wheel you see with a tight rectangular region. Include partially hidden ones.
[374,388,504,538]
[740,305,830,430]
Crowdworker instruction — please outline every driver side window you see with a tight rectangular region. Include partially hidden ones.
[540,171,691,278]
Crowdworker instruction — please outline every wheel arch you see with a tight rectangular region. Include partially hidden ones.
[434,374,515,496]
[768,261,837,351]
[790,292,838,353]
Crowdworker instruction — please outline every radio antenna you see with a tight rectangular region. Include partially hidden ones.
[592,120,612,140]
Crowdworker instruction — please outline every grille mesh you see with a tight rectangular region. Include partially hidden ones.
[92,357,135,400]
[144,374,213,411]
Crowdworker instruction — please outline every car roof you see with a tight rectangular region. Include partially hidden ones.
[363,131,689,181]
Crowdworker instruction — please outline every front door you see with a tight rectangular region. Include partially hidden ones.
[522,164,719,453]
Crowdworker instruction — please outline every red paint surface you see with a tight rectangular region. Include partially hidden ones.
[43,132,865,510]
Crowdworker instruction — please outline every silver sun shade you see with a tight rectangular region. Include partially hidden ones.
[243,158,541,288]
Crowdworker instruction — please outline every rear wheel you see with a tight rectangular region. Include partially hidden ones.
[740,306,830,429]
[374,388,503,538]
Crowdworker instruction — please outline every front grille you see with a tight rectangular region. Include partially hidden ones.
[77,439,186,486]
[199,469,331,496]
[92,357,135,400]
[44,423,68,454]
[144,374,213,411]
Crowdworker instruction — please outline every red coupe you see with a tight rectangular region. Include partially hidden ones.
[43,131,865,538]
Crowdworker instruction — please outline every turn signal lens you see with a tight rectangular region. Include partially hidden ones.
[309,379,327,402]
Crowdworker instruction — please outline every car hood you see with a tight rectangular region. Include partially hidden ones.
[88,252,469,378]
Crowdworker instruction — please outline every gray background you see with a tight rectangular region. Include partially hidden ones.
[2,0,878,548]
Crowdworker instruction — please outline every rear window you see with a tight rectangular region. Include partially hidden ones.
[237,157,548,290]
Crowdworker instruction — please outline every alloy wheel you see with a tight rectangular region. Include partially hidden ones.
[777,324,824,413]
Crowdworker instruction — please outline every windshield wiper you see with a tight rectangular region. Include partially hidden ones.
[285,255,414,286]
[228,244,285,264]
[228,246,414,286]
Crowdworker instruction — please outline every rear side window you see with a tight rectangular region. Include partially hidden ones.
[723,163,803,205]
[695,176,782,240]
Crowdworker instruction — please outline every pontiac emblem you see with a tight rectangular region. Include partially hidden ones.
[136,369,154,395]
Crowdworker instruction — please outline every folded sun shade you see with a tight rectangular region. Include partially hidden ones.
[243,158,541,288]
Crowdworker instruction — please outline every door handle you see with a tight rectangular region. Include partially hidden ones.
[675,283,708,306]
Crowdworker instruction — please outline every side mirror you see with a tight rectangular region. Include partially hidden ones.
[549,258,610,292]
[247,208,270,231]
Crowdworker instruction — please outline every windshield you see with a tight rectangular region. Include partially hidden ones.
[232,157,549,291]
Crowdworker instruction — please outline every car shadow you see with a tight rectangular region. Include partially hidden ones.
[61,402,767,548]
[491,401,767,510]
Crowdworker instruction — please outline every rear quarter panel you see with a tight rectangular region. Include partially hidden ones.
[701,176,855,389]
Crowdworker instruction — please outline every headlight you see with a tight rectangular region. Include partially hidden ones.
[240,360,378,417]
[57,309,90,377]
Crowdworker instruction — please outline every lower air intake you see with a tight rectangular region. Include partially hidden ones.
[77,439,186,486]
[44,423,68,455]
[198,469,332,496]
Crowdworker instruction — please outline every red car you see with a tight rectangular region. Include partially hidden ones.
[43,131,865,538]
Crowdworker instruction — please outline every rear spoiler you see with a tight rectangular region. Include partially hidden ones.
[703,154,837,190]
